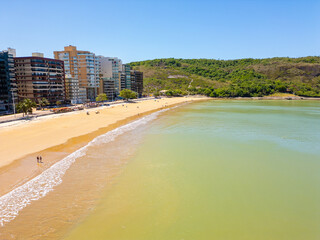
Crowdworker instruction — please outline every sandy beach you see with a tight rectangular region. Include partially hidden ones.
[0,98,199,167]
[0,97,206,195]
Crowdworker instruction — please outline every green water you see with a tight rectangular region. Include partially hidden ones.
[65,100,320,240]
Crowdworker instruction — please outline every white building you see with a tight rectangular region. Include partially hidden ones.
[97,56,122,99]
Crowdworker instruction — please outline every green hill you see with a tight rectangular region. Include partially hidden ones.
[129,57,320,97]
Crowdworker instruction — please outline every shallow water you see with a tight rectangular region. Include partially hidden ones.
[1,100,320,239]
[63,100,320,240]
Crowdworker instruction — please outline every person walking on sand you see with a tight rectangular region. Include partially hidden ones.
[40,156,43,163]
[37,156,40,163]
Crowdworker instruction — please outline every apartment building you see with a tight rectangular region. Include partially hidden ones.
[122,64,132,90]
[98,56,122,100]
[14,54,65,104]
[115,64,132,94]
[54,46,100,102]
[0,48,18,114]
[100,77,115,101]
[100,61,144,99]
[65,74,86,104]
[130,70,143,97]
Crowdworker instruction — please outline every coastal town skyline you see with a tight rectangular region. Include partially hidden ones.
[1,0,319,63]
[0,45,144,114]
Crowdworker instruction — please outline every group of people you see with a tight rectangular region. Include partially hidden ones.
[37,156,43,164]
[86,111,100,115]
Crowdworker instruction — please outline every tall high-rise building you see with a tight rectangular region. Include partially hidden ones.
[14,54,65,104]
[111,58,122,95]
[0,48,17,114]
[101,77,115,101]
[122,64,131,90]
[98,56,122,100]
[65,74,86,104]
[54,46,100,102]
[116,64,132,93]
[130,70,143,97]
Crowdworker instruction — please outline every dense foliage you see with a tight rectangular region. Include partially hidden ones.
[119,89,138,101]
[96,93,108,102]
[130,57,320,97]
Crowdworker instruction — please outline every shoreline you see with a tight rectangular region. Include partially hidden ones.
[232,96,320,100]
[0,97,206,168]
[207,96,320,100]
[0,95,317,126]
[0,107,179,228]
[0,96,317,197]
[0,97,207,197]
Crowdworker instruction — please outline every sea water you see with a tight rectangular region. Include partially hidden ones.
[64,100,320,240]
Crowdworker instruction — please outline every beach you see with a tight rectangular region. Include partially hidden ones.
[0,96,318,170]
[0,98,203,167]
[0,97,205,196]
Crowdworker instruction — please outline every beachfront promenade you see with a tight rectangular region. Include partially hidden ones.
[0,110,52,124]
[0,97,155,126]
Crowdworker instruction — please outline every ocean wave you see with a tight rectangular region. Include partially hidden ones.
[0,108,171,227]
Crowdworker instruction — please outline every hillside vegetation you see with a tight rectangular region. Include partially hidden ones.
[129,57,320,97]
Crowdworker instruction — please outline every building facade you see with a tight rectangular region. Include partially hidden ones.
[130,70,143,97]
[54,46,100,102]
[98,56,123,100]
[100,77,115,101]
[122,64,131,90]
[65,74,86,104]
[54,49,129,102]
[14,55,65,104]
[99,60,144,99]
[0,49,17,114]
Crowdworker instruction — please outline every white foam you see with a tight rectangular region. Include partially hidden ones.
[0,108,172,226]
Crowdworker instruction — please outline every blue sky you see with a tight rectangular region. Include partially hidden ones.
[1,0,319,63]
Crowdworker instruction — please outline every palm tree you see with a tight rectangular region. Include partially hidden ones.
[17,99,37,117]
[38,98,50,110]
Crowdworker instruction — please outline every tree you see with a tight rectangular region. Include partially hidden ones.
[165,90,174,97]
[203,88,212,96]
[38,98,50,110]
[16,99,37,117]
[153,91,160,98]
[96,93,108,102]
[119,89,137,101]
[56,100,62,106]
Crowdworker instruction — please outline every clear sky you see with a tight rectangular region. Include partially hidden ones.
[1,0,319,63]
